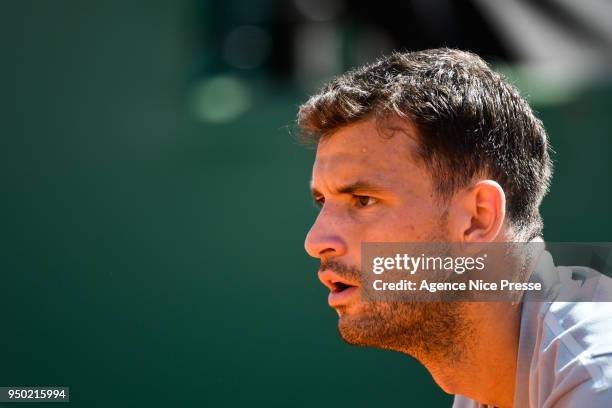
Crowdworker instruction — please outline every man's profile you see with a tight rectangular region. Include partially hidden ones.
[298,49,612,407]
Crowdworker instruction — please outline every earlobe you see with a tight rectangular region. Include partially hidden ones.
[459,180,506,243]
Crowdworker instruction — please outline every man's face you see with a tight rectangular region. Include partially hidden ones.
[305,118,467,359]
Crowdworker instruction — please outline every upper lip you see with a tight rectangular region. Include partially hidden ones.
[318,269,359,293]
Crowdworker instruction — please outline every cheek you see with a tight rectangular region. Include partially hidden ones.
[364,203,442,241]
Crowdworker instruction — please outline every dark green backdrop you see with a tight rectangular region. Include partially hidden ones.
[2,1,611,407]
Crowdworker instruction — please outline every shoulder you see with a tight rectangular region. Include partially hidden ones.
[543,300,612,359]
[529,289,612,406]
[452,394,486,408]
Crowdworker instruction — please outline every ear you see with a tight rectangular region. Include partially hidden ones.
[448,180,506,243]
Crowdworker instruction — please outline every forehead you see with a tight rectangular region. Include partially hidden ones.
[312,119,423,183]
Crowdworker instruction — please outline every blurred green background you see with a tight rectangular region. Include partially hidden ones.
[2,1,611,407]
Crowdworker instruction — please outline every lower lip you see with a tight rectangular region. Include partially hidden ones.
[328,286,359,307]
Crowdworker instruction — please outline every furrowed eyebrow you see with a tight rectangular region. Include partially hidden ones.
[310,180,388,198]
[336,180,387,195]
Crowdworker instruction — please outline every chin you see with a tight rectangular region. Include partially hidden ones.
[337,314,377,347]
[335,301,460,360]
[336,307,399,349]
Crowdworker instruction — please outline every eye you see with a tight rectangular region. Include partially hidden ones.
[313,196,325,208]
[353,195,377,208]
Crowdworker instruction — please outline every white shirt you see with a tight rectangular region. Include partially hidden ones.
[453,251,612,407]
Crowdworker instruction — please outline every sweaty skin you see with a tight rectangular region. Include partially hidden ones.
[305,118,521,408]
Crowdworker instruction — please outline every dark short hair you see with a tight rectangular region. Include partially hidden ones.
[297,48,553,239]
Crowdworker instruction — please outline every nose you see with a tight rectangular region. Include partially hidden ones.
[304,208,347,260]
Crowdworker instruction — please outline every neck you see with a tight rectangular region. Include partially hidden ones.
[421,302,521,408]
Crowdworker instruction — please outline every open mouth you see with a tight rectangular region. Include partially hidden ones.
[318,270,360,306]
[330,280,354,293]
